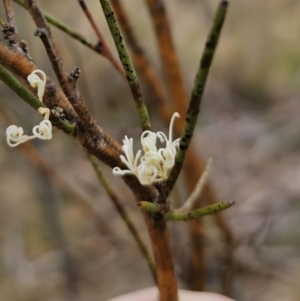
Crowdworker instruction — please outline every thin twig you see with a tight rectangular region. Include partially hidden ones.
[164,200,234,221]
[99,0,151,131]
[177,158,212,213]
[3,0,21,46]
[87,154,157,283]
[165,1,228,197]
[3,0,16,26]
[139,200,234,221]
[77,0,125,77]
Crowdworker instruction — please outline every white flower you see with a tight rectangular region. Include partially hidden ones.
[6,125,35,147]
[5,70,53,147]
[113,112,181,185]
[32,117,52,140]
[27,69,47,101]
[156,112,180,151]
[112,136,141,176]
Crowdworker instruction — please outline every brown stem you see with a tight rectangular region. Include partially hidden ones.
[144,213,178,301]
[2,0,21,46]
[3,0,16,26]
[77,0,125,77]
[144,0,188,117]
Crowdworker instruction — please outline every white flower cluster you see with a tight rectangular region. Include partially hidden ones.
[6,69,53,147]
[113,112,180,185]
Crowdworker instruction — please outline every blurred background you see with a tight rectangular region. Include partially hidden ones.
[1,0,300,300]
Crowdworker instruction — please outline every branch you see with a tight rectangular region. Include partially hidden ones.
[3,0,21,46]
[87,154,157,283]
[164,200,234,221]
[165,0,228,197]
[99,0,151,131]
[139,200,234,222]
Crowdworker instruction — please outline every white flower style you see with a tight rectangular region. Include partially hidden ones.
[113,112,181,185]
[6,125,35,147]
[6,69,53,147]
[32,107,52,140]
[27,69,46,101]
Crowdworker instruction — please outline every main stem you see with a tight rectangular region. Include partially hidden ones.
[143,213,178,301]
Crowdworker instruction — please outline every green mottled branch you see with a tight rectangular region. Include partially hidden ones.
[165,1,228,197]
[13,0,102,55]
[98,0,151,131]
[0,63,75,135]
[138,201,170,213]
[164,200,234,222]
[87,154,157,282]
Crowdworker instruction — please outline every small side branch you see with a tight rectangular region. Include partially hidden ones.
[139,200,234,222]
[87,154,157,283]
[164,200,234,221]
[165,1,228,197]
[98,0,151,131]
[138,201,170,213]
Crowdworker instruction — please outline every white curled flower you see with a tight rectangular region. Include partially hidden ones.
[6,125,35,147]
[157,112,180,151]
[113,112,181,185]
[32,107,52,140]
[141,130,157,153]
[5,69,53,147]
[32,120,52,140]
[27,69,46,101]
[112,136,141,176]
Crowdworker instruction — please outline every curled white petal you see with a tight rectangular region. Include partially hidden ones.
[38,107,50,120]
[6,125,35,147]
[141,131,157,153]
[32,119,52,140]
[27,69,46,101]
[157,112,180,147]
[137,164,158,185]
[112,167,136,176]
